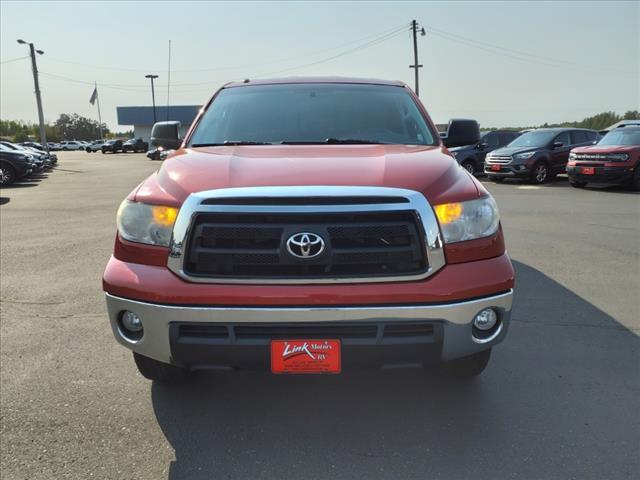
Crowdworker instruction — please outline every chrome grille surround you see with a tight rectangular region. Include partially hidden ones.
[167,186,446,284]
[486,155,513,165]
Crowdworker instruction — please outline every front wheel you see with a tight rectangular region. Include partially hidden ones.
[133,352,190,382]
[531,161,550,184]
[436,349,491,378]
[0,164,17,186]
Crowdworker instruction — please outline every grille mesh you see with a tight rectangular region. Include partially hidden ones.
[184,211,427,279]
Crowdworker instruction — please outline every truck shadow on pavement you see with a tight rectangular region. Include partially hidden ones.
[151,260,639,480]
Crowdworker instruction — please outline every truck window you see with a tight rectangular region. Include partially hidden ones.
[190,83,436,146]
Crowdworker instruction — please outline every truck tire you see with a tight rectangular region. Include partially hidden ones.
[436,348,491,378]
[530,161,550,184]
[133,352,190,382]
[0,164,16,186]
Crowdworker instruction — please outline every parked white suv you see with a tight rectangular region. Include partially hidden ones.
[86,140,105,153]
[60,141,83,151]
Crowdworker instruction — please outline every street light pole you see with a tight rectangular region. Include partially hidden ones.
[17,39,48,152]
[145,74,159,124]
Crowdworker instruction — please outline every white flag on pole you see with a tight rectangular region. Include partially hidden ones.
[89,87,98,105]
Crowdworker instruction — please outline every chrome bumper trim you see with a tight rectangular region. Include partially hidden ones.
[105,289,513,363]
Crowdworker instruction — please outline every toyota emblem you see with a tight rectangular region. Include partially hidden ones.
[286,232,325,259]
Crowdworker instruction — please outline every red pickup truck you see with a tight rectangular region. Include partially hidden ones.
[103,78,514,381]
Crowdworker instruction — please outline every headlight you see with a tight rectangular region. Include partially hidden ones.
[450,151,458,158]
[513,151,535,160]
[116,200,179,246]
[434,196,500,243]
[569,152,576,160]
[606,153,629,161]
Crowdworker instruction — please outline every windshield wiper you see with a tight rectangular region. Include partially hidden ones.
[280,138,387,145]
[325,138,388,144]
[191,141,273,147]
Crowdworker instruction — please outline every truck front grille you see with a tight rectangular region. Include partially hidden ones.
[183,211,427,280]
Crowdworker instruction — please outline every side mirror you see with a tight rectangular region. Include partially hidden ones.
[151,121,182,150]
[552,141,564,148]
[477,142,488,150]
[442,119,480,148]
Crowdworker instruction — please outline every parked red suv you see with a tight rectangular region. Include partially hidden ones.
[567,126,640,190]
[103,78,515,382]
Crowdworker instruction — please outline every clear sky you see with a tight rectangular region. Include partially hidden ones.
[1,1,638,130]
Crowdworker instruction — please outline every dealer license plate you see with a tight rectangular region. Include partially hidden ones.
[491,164,501,172]
[581,167,595,175]
[271,339,341,374]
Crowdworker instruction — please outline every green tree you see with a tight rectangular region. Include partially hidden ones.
[54,113,109,140]
[13,131,29,142]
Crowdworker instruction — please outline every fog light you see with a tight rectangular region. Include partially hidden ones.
[473,308,498,331]
[121,310,143,332]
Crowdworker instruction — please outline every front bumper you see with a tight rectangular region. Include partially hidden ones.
[484,163,530,178]
[567,165,635,185]
[105,290,513,369]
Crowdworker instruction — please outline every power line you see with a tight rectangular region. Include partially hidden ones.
[0,55,29,64]
[39,23,410,75]
[424,24,636,75]
[256,25,409,77]
[37,25,410,91]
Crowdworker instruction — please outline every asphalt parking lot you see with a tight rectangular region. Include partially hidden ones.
[1,151,639,479]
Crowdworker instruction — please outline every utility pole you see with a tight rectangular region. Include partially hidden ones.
[145,74,159,123]
[17,39,48,152]
[409,20,426,97]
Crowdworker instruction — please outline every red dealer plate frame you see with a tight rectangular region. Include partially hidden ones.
[271,339,341,374]
[491,164,501,172]
[581,167,595,175]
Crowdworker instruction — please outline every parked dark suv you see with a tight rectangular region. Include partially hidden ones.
[449,130,521,174]
[101,139,123,154]
[485,128,599,183]
[0,143,34,186]
[122,138,149,153]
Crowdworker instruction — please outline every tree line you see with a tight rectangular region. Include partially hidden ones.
[0,114,132,142]
[497,110,639,132]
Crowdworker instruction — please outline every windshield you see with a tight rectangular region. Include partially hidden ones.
[598,129,640,146]
[189,83,436,146]
[507,130,557,148]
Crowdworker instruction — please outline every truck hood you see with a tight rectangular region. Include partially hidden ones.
[134,145,483,206]
[490,146,538,157]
